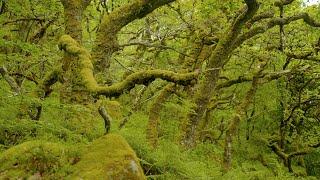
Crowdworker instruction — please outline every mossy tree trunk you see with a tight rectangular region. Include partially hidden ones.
[181,0,320,148]
[57,0,178,104]
[146,33,215,148]
[223,61,266,171]
[60,0,91,42]
[147,83,175,148]
[58,35,198,97]
[59,0,92,103]
[182,0,260,147]
[92,0,176,73]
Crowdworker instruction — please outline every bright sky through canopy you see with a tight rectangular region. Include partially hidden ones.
[304,0,320,6]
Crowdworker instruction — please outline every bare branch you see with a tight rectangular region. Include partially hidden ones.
[9,72,38,85]
[233,12,320,50]
[217,69,292,89]
[119,41,192,58]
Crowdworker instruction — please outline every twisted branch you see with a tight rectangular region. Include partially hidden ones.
[59,35,198,98]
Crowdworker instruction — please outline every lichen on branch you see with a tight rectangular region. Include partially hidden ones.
[58,35,198,98]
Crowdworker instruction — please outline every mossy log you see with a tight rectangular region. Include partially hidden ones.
[70,134,146,179]
[58,35,198,98]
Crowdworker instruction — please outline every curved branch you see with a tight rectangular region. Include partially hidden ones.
[269,142,310,173]
[233,12,320,49]
[224,0,259,47]
[97,70,197,97]
[247,11,275,27]
[93,0,176,72]
[217,69,292,89]
[59,35,198,97]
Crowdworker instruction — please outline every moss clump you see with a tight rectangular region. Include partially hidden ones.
[61,104,105,140]
[102,100,123,120]
[71,134,146,179]
[0,140,80,179]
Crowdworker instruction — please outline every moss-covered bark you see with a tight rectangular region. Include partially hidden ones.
[223,71,260,171]
[56,0,92,103]
[60,0,91,41]
[146,33,215,148]
[58,35,198,98]
[37,68,61,98]
[71,134,146,179]
[182,1,259,148]
[92,0,176,72]
[147,83,175,148]
[182,2,320,147]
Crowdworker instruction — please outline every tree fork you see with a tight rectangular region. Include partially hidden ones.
[58,35,198,98]
[92,0,176,72]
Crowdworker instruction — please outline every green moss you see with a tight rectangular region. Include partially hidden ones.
[0,140,80,179]
[60,0,90,41]
[147,83,175,148]
[101,100,123,120]
[60,104,105,140]
[58,35,198,98]
[92,0,176,72]
[70,134,146,179]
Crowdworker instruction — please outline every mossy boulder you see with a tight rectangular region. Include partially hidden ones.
[71,134,146,180]
[0,140,79,179]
